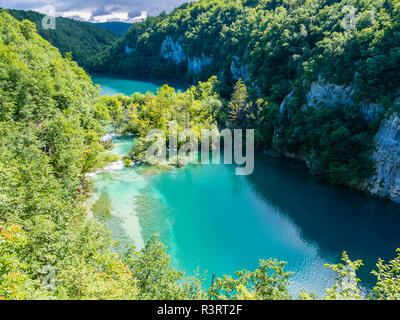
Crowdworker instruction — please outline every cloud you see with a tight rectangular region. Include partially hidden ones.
[128,10,142,19]
[1,0,195,22]
[91,6,111,18]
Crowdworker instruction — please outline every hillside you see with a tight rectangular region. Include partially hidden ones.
[0,11,295,299]
[5,9,119,67]
[0,10,133,298]
[0,8,400,301]
[90,21,133,35]
[89,0,400,201]
[90,0,399,102]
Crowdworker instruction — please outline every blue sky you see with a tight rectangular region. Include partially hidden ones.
[0,0,193,22]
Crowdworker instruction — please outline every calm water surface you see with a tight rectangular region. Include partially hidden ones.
[91,74,187,95]
[91,78,400,297]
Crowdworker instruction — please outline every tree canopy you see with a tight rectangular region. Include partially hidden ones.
[1,6,400,301]
[6,9,119,68]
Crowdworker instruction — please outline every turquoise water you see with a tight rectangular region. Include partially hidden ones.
[90,77,400,297]
[91,74,187,96]
[92,136,400,296]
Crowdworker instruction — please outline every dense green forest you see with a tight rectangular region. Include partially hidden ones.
[0,3,400,300]
[91,22,133,35]
[5,9,119,67]
[89,0,400,189]
[89,0,400,103]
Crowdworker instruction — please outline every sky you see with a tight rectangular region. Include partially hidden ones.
[0,0,193,22]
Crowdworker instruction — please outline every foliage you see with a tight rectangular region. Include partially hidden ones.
[0,7,399,301]
[323,252,364,300]
[90,0,400,104]
[275,103,377,186]
[121,235,207,300]
[93,77,223,165]
[6,9,119,68]
[0,11,135,300]
[228,80,278,149]
[371,249,400,300]
[89,0,400,187]
[209,259,293,300]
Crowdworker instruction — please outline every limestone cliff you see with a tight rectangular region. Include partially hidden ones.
[230,56,249,81]
[188,55,213,74]
[362,108,400,202]
[277,79,400,202]
[160,36,213,74]
[304,78,382,120]
[161,36,187,64]
[160,37,254,80]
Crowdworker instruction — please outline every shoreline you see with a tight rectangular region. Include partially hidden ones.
[86,133,146,250]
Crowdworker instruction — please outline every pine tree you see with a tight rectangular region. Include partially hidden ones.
[228,79,249,128]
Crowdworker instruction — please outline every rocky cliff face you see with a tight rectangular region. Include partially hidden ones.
[362,109,400,202]
[279,79,383,120]
[160,36,213,74]
[125,41,135,54]
[305,79,355,108]
[304,79,382,121]
[188,55,213,73]
[160,37,254,80]
[277,79,400,202]
[161,36,187,64]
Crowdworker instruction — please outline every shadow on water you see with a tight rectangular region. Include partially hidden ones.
[246,153,400,287]
[93,135,400,295]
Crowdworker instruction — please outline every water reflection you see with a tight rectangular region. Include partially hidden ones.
[246,154,400,286]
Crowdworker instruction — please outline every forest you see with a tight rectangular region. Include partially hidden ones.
[91,22,133,35]
[88,0,400,189]
[89,0,400,103]
[6,9,119,68]
[0,0,400,300]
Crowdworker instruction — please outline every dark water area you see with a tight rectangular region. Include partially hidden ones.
[247,154,400,288]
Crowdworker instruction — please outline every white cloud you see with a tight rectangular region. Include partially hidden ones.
[59,10,92,21]
[1,0,194,22]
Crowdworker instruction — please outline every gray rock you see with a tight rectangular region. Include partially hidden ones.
[230,56,249,81]
[362,113,400,202]
[188,55,213,74]
[280,90,295,114]
[160,36,213,74]
[305,79,355,108]
[277,79,400,202]
[125,42,135,54]
[303,78,382,120]
[161,36,187,64]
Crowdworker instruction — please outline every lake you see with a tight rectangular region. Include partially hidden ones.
[90,78,400,297]
[91,74,188,96]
